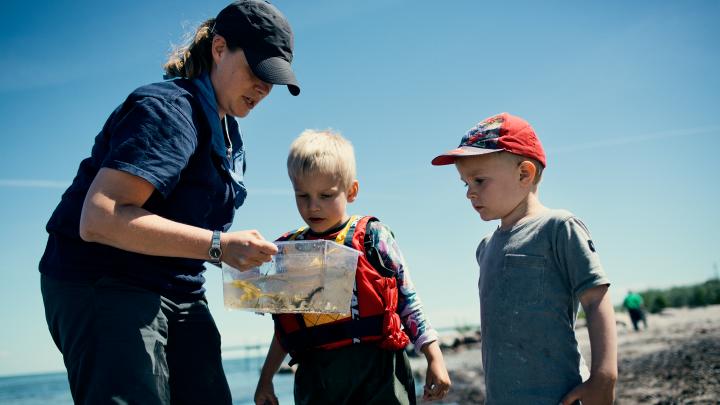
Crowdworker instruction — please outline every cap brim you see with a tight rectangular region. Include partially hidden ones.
[246,54,300,96]
[431,146,502,166]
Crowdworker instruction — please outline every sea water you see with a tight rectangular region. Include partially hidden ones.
[0,355,425,404]
[0,356,295,405]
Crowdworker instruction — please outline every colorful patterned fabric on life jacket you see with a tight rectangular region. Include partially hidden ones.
[273,216,410,360]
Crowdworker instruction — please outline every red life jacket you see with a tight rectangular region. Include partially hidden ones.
[272,216,409,360]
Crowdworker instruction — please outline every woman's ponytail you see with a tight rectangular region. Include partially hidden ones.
[163,18,215,79]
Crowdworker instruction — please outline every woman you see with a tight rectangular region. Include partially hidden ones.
[39,1,299,403]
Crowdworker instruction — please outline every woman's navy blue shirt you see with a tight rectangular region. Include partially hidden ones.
[39,77,247,301]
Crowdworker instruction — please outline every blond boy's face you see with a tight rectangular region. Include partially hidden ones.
[292,173,358,233]
[454,153,530,224]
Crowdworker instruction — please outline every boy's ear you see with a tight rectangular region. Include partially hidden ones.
[518,161,537,185]
[346,180,359,203]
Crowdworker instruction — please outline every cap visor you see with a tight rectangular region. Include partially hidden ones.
[431,146,502,165]
[247,55,300,96]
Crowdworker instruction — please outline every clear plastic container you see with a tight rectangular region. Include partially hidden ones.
[222,240,361,314]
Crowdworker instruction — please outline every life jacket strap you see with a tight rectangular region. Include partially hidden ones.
[283,314,384,359]
[337,215,361,247]
[283,215,362,245]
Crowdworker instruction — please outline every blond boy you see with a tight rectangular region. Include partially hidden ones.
[255,130,450,405]
[432,113,617,404]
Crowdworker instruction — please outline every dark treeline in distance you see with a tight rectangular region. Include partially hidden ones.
[633,278,720,314]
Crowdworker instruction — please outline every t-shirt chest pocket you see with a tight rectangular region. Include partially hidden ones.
[503,253,546,305]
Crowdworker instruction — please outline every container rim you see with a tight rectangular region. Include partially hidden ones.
[274,239,363,256]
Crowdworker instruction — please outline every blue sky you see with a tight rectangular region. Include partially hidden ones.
[1,0,719,376]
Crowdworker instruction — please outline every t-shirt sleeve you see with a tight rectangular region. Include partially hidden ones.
[554,216,610,297]
[102,96,198,197]
[476,236,489,266]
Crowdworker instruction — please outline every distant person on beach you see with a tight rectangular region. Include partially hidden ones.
[431,113,618,405]
[623,290,648,331]
[253,130,451,405]
[38,1,299,403]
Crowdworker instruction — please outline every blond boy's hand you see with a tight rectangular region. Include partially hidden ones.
[423,357,451,401]
[559,374,616,405]
[420,341,451,402]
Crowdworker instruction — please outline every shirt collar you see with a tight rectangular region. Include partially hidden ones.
[192,73,230,160]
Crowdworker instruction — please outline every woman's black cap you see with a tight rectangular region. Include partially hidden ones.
[214,0,300,95]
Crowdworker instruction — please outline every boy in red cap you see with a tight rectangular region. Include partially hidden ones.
[432,113,618,404]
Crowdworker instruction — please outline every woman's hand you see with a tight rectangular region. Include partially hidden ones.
[254,378,279,405]
[222,230,278,270]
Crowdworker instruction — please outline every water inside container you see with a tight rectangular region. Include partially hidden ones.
[222,240,361,314]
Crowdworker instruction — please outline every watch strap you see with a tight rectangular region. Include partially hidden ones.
[209,230,222,263]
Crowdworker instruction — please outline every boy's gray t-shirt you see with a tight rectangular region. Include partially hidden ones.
[476,209,609,404]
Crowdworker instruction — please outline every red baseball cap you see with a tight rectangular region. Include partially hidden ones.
[431,112,546,167]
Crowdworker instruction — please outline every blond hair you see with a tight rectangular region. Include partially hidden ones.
[163,19,220,79]
[287,129,357,189]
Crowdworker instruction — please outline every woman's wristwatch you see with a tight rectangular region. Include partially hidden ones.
[208,230,222,263]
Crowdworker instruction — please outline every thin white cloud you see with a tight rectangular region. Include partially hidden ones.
[0,179,70,189]
[4,125,717,191]
[0,181,295,195]
[549,126,719,154]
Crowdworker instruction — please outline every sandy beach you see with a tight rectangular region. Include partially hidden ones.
[411,305,720,404]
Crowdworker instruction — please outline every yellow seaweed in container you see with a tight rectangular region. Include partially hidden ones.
[222,240,361,314]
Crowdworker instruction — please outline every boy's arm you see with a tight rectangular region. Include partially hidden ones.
[254,332,287,405]
[560,284,618,405]
[366,221,439,349]
[420,340,451,401]
[396,268,439,350]
[367,221,449,400]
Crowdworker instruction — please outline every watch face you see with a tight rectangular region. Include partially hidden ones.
[209,247,222,260]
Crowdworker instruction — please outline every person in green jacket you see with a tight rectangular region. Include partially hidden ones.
[623,291,648,331]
